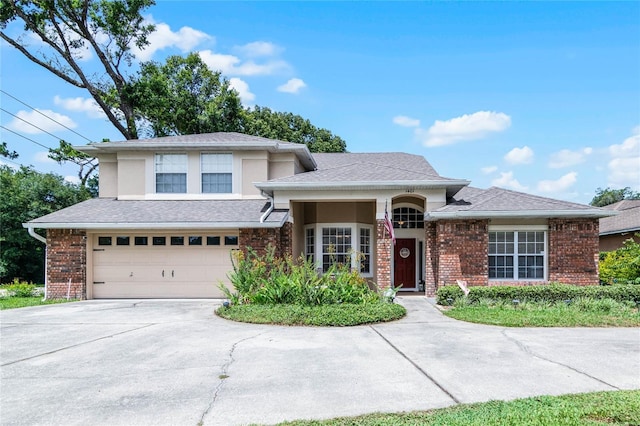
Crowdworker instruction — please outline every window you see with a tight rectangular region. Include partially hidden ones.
[305,228,315,263]
[359,228,371,274]
[393,207,424,229]
[171,236,184,246]
[155,153,187,193]
[153,236,166,246]
[322,227,352,272]
[189,236,202,246]
[207,236,220,246]
[98,236,112,246]
[116,236,130,246]
[134,236,148,246]
[489,231,546,280]
[224,236,238,246]
[201,153,232,193]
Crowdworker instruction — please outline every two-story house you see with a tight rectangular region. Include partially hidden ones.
[24,132,613,299]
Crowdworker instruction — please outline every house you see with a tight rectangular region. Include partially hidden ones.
[599,200,640,251]
[23,132,614,299]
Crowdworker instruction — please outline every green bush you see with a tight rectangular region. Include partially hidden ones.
[600,235,640,285]
[3,280,37,297]
[220,245,386,307]
[436,283,640,305]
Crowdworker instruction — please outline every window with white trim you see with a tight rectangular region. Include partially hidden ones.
[201,153,232,193]
[305,224,373,275]
[489,231,546,280]
[322,227,352,272]
[305,227,315,263]
[359,228,371,274]
[155,153,187,193]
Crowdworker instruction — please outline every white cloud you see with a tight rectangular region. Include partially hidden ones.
[537,172,578,193]
[608,130,640,187]
[393,115,420,128]
[132,16,212,61]
[229,78,255,104]
[548,147,593,169]
[7,109,77,134]
[54,95,104,118]
[492,171,527,191]
[34,151,55,164]
[235,41,281,57]
[418,111,511,147]
[64,175,80,184]
[504,146,534,165]
[277,78,306,94]
[481,165,498,174]
[199,50,288,76]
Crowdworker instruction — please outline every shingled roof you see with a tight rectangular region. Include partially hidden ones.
[427,186,614,219]
[599,200,640,235]
[24,198,288,229]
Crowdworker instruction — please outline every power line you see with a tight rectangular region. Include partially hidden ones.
[0,126,52,150]
[1,108,67,144]
[1,89,94,143]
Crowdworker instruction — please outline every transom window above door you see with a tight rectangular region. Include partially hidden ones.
[155,153,187,193]
[393,207,424,229]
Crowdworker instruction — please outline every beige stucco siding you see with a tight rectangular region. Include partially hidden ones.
[98,155,117,198]
[117,158,145,197]
[243,158,268,196]
[268,153,296,180]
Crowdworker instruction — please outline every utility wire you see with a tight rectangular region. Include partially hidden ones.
[0,125,52,150]
[1,107,68,144]
[0,89,94,143]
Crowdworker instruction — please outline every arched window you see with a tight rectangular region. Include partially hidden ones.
[393,207,424,229]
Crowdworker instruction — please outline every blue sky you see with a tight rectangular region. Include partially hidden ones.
[2,1,639,204]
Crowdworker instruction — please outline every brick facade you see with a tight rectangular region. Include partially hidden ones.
[46,229,86,299]
[239,223,293,258]
[424,222,438,296]
[548,218,599,285]
[375,220,392,289]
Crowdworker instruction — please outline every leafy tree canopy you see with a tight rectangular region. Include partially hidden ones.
[0,165,92,283]
[590,187,640,207]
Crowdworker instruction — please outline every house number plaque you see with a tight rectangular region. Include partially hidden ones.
[399,248,410,258]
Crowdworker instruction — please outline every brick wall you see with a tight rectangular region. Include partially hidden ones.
[548,218,599,285]
[239,224,292,258]
[424,222,438,296]
[280,221,293,257]
[46,229,86,299]
[434,220,489,289]
[375,220,391,290]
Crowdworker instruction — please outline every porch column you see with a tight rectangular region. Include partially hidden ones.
[376,219,392,289]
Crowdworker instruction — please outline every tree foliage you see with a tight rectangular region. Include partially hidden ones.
[599,235,640,285]
[0,0,155,140]
[590,187,640,207]
[0,165,91,283]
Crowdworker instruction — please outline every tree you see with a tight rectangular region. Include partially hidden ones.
[132,53,244,137]
[48,140,98,188]
[241,106,346,153]
[0,165,92,283]
[590,187,640,207]
[0,0,155,140]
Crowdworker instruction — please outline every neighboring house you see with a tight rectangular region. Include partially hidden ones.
[599,200,640,251]
[24,132,614,299]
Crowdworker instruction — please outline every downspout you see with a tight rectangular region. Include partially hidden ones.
[260,192,274,223]
[27,226,48,300]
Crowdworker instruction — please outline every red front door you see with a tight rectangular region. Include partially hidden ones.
[394,238,416,288]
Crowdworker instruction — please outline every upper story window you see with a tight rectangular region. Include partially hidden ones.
[201,153,232,193]
[155,154,187,193]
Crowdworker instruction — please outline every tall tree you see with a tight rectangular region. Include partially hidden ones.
[132,53,243,137]
[0,165,91,283]
[0,0,155,140]
[590,187,640,207]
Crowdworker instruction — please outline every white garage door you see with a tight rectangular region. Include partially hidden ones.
[91,233,237,298]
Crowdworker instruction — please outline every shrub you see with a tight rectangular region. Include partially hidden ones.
[436,283,640,305]
[600,235,640,285]
[220,245,387,307]
[3,279,36,297]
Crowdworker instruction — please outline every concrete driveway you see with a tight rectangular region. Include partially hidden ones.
[1,297,639,426]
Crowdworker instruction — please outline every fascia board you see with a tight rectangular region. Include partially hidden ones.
[425,209,618,220]
[599,227,640,236]
[255,179,471,191]
[22,221,286,230]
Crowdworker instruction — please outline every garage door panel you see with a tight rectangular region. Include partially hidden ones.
[92,281,226,298]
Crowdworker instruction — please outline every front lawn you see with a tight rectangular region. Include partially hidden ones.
[0,297,77,310]
[216,303,406,326]
[278,390,640,425]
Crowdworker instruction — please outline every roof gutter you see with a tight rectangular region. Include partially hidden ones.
[260,192,274,223]
[22,221,287,230]
[255,179,471,191]
[425,209,617,220]
[26,226,48,300]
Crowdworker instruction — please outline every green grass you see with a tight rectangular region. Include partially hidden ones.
[0,297,77,310]
[277,390,640,426]
[443,298,640,327]
[216,303,406,326]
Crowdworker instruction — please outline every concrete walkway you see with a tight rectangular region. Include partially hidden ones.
[1,297,638,425]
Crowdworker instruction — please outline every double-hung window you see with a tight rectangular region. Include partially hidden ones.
[489,230,546,280]
[201,153,232,193]
[155,154,187,193]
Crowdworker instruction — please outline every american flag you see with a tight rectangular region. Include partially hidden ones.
[384,202,396,245]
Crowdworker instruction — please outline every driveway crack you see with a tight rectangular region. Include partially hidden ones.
[370,325,460,404]
[500,330,619,390]
[198,332,264,426]
[1,323,156,367]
